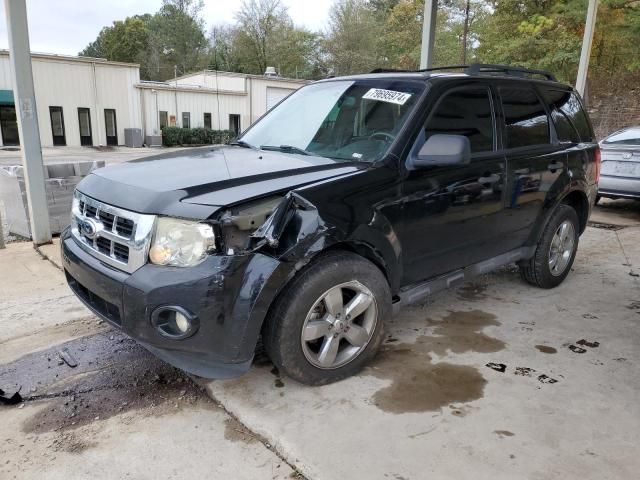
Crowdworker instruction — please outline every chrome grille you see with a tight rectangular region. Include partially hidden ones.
[71,191,156,273]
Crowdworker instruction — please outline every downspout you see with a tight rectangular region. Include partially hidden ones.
[248,76,252,129]
[140,87,146,144]
[91,62,101,145]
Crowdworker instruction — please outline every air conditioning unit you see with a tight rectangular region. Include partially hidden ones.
[124,128,143,148]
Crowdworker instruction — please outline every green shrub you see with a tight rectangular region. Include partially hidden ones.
[161,127,234,147]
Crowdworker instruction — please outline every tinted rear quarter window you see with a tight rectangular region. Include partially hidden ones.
[499,86,550,148]
[424,87,494,153]
[540,88,581,143]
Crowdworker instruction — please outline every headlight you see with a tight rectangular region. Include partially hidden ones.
[149,217,215,267]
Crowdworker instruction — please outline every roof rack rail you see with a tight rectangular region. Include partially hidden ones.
[370,63,557,82]
[465,64,557,81]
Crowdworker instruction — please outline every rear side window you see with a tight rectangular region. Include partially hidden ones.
[424,87,494,153]
[499,87,550,148]
[541,88,593,143]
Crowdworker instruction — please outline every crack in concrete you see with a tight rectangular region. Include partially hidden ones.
[197,380,308,480]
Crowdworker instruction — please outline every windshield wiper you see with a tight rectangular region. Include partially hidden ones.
[260,144,312,156]
[230,139,255,149]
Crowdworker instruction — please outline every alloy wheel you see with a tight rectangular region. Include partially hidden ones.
[300,281,378,369]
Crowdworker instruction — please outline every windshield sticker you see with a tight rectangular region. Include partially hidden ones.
[352,152,363,159]
[362,88,412,105]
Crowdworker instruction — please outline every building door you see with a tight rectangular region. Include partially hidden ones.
[204,112,212,129]
[49,106,66,146]
[104,109,117,146]
[77,108,92,146]
[266,87,292,111]
[229,114,240,136]
[0,105,19,146]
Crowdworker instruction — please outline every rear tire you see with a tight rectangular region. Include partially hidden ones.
[263,251,390,386]
[520,204,580,289]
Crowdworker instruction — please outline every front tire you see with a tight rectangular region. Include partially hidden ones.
[520,204,580,289]
[263,251,390,385]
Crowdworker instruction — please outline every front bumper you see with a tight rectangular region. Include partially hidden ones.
[61,228,282,378]
[598,175,640,199]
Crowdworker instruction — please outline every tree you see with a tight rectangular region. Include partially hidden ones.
[325,0,383,75]
[148,0,209,79]
[209,0,324,78]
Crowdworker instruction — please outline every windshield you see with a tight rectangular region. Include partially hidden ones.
[240,79,425,162]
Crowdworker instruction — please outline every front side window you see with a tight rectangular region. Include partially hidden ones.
[424,87,494,154]
[500,87,550,148]
[240,80,425,162]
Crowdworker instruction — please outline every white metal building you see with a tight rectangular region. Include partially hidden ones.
[139,71,307,138]
[0,50,308,148]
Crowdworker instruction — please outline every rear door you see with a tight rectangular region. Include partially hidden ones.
[400,82,508,284]
[499,82,565,248]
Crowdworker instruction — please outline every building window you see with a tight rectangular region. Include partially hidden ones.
[204,112,212,129]
[182,112,190,129]
[159,111,168,129]
[104,109,118,146]
[77,107,92,146]
[49,106,66,146]
[229,114,241,137]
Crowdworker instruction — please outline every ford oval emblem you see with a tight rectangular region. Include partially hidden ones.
[622,152,632,159]
[80,218,98,239]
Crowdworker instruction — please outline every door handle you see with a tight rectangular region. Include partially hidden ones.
[547,161,564,172]
[478,173,500,184]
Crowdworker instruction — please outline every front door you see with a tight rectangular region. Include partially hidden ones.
[77,108,92,146]
[0,105,19,145]
[399,84,508,285]
[104,109,117,146]
[49,106,66,146]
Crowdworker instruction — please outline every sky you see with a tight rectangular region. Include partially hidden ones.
[0,0,334,56]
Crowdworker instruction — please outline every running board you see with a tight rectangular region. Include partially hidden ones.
[393,246,535,314]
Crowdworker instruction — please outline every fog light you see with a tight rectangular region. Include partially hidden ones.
[151,306,199,339]
[175,311,190,333]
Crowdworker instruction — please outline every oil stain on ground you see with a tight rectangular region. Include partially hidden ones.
[224,417,259,444]
[366,309,504,414]
[457,282,488,301]
[535,345,557,354]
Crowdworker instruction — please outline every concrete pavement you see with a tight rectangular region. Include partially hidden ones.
[0,243,296,480]
[1,201,639,479]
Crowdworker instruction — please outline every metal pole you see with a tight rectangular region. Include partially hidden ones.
[0,209,5,249]
[576,0,598,98]
[420,0,438,69]
[4,0,51,245]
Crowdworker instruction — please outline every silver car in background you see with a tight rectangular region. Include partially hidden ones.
[598,126,640,201]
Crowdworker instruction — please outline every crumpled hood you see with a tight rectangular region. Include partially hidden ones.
[77,146,360,218]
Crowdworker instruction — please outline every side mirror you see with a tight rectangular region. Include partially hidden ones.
[415,134,471,168]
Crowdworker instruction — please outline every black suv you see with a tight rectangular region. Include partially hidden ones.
[62,64,599,385]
